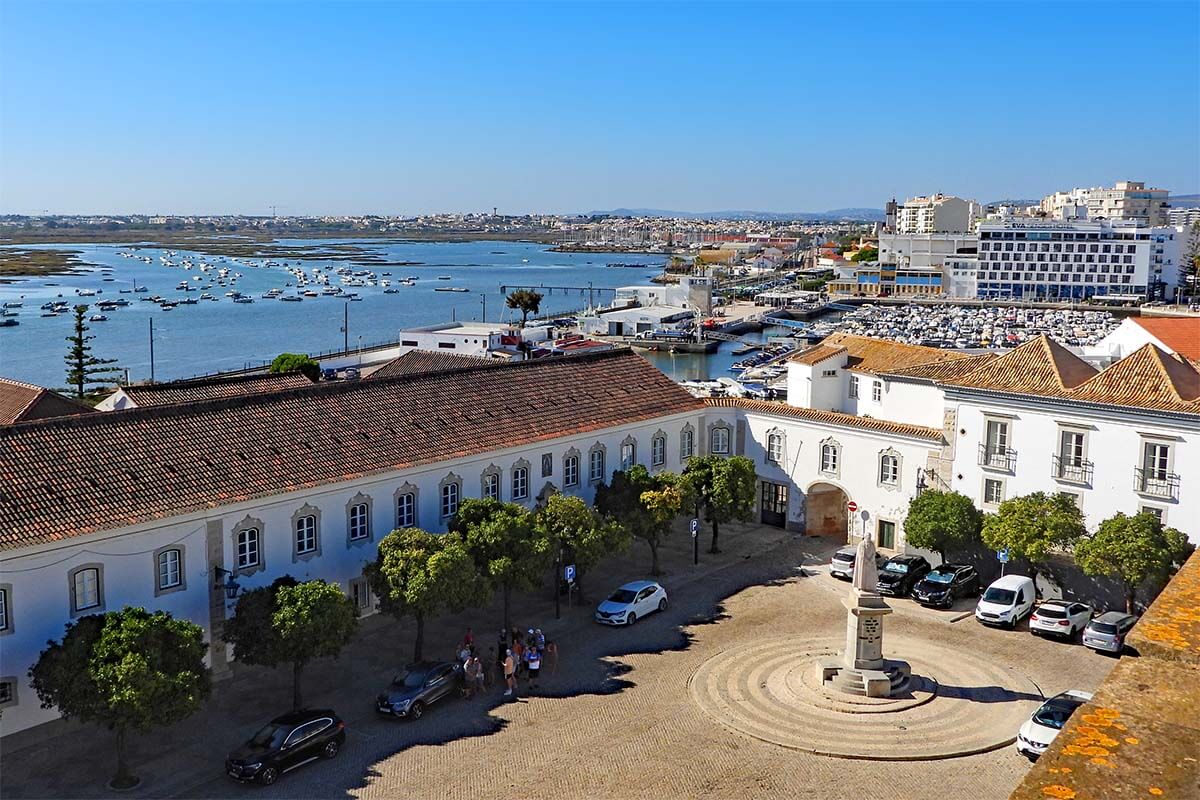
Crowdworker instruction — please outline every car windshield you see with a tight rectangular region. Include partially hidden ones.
[1033,697,1086,729]
[925,572,955,584]
[392,669,428,688]
[249,723,290,749]
[608,589,638,604]
[1089,622,1117,634]
[884,562,909,574]
[1037,606,1067,618]
[983,587,1016,605]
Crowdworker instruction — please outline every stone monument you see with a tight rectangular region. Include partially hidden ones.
[817,536,911,697]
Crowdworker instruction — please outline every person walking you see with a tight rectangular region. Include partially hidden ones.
[464,655,480,699]
[525,645,541,690]
[503,648,516,697]
[545,640,559,676]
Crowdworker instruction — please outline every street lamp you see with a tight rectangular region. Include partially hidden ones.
[916,467,928,494]
[212,567,242,601]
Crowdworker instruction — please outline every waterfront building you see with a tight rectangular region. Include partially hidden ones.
[826,265,945,297]
[613,275,713,315]
[578,304,695,337]
[893,194,980,235]
[395,322,534,358]
[876,231,977,270]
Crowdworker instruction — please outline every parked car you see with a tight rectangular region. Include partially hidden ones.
[875,555,932,597]
[975,574,1036,628]
[1016,690,1094,760]
[595,580,667,626]
[376,661,463,720]
[225,709,345,785]
[1082,611,1138,654]
[912,564,981,608]
[1030,599,1093,639]
[320,367,337,381]
[829,546,888,582]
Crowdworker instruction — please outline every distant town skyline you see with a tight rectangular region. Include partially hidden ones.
[1,1,1197,216]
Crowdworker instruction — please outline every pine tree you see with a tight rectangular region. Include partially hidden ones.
[64,305,120,399]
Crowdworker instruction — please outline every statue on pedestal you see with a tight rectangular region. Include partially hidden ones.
[851,535,878,594]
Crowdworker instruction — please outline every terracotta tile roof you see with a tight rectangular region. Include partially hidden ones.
[795,332,972,374]
[0,350,704,551]
[115,372,315,407]
[368,350,500,380]
[0,377,94,426]
[1131,317,1200,362]
[884,353,999,382]
[789,344,846,366]
[1068,344,1200,414]
[940,336,1097,397]
[704,398,944,442]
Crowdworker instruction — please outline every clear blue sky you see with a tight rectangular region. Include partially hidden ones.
[1,0,1197,215]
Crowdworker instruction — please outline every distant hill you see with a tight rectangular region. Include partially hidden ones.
[585,207,885,222]
[1170,194,1200,208]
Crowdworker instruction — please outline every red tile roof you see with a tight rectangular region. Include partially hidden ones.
[367,350,500,380]
[704,398,944,442]
[114,371,315,407]
[794,333,972,374]
[0,350,704,551]
[1131,317,1200,362]
[1068,344,1200,413]
[0,377,94,426]
[939,336,1097,397]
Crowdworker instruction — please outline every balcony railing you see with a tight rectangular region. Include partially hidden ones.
[1052,454,1094,485]
[978,444,1017,472]
[1134,468,1180,500]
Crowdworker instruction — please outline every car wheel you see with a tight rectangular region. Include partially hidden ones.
[409,701,424,720]
[259,767,278,786]
[627,612,637,626]
[321,740,340,759]
[658,598,667,612]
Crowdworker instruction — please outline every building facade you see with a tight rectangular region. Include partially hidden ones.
[894,194,980,235]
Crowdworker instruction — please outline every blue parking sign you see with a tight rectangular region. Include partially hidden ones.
[997,549,1010,563]
[564,564,576,583]
[690,518,700,537]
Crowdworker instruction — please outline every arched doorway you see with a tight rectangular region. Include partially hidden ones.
[805,482,848,540]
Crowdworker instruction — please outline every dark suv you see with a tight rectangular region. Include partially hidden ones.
[876,555,932,597]
[376,661,463,720]
[912,564,980,608]
[225,709,345,785]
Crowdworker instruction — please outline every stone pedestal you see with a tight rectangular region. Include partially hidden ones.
[817,587,911,698]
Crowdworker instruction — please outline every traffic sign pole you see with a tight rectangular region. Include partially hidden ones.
[691,518,700,565]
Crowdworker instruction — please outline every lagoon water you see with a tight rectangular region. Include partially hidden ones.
[0,239,760,388]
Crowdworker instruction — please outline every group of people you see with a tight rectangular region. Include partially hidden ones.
[454,626,559,699]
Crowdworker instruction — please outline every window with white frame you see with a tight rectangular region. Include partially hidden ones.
[849,375,859,399]
[820,441,839,474]
[651,435,666,467]
[295,515,317,555]
[680,428,695,460]
[236,528,260,570]
[710,426,730,455]
[1142,441,1171,480]
[349,503,370,540]
[396,493,416,528]
[872,380,882,402]
[72,567,101,612]
[0,587,9,632]
[483,472,500,500]
[349,577,370,612]
[620,441,636,470]
[441,481,460,518]
[589,447,605,482]
[512,466,529,500]
[879,452,899,486]
[564,455,579,488]
[767,432,783,465]
[984,478,1005,506]
[1140,505,1165,524]
[0,680,13,706]
[157,549,182,590]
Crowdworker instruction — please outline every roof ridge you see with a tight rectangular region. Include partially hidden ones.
[129,370,310,392]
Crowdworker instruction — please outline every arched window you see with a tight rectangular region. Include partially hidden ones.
[879,450,900,486]
[512,466,529,500]
[710,425,730,455]
[620,440,637,470]
[348,503,370,540]
[441,480,461,518]
[295,515,317,555]
[236,527,260,569]
[564,455,580,488]
[680,426,695,460]
[651,435,666,467]
[820,440,839,475]
[483,472,500,500]
[589,446,606,483]
[767,432,784,465]
[396,492,416,528]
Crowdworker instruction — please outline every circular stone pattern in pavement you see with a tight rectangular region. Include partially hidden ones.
[689,636,1042,760]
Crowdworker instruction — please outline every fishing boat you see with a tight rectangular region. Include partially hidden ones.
[0,318,18,327]
[89,314,109,322]
[434,287,470,293]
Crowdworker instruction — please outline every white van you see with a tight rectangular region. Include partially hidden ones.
[975,574,1036,628]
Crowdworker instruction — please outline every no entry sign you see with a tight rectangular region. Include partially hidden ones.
[847,501,858,513]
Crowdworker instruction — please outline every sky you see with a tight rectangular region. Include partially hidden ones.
[1,0,1198,216]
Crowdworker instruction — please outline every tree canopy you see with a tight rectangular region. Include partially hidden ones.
[269,352,321,382]
[64,304,120,399]
[505,289,544,326]
[681,455,757,554]
[29,608,210,789]
[981,491,1086,582]
[367,527,482,660]
[849,247,879,262]
[1075,512,1192,613]
[534,492,630,595]
[903,490,982,563]
[453,498,550,634]
[596,466,682,575]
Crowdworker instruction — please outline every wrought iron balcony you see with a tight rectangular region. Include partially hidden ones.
[1052,454,1093,485]
[978,443,1017,471]
[1134,468,1179,500]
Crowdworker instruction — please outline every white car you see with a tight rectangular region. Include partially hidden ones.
[594,580,667,626]
[1029,600,1093,639]
[1016,690,1093,760]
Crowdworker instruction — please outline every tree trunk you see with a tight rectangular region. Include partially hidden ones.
[413,611,425,662]
[112,725,135,788]
[648,538,661,576]
[503,583,512,638]
[708,518,721,555]
[292,660,303,711]
[1125,584,1137,615]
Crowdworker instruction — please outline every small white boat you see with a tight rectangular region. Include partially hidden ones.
[89,314,108,322]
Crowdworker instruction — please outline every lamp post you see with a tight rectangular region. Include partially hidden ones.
[212,567,242,601]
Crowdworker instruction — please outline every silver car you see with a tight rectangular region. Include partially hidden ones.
[1082,611,1137,654]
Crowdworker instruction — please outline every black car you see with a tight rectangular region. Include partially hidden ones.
[912,563,981,608]
[875,555,932,597]
[376,661,463,720]
[225,709,345,786]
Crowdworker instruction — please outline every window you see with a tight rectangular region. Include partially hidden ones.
[620,441,636,470]
[295,515,317,555]
[1142,442,1170,480]
[349,577,370,612]
[821,369,837,378]
[651,435,666,467]
[512,466,529,500]
[483,472,500,500]
[872,381,882,402]
[820,442,839,474]
[72,567,101,613]
[710,426,730,455]
[767,433,783,465]
[237,528,260,570]
[157,549,181,590]
[589,447,605,482]
[0,679,14,707]
[984,478,1004,506]
[849,376,859,398]
[876,519,896,550]
[1140,506,1165,524]
[349,503,370,541]
[984,418,1010,465]
[0,587,9,633]
[441,481,460,518]
[564,455,579,488]
[680,428,695,460]
[879,453,899,486]
[397,492,416,528]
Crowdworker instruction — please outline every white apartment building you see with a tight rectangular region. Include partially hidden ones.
[877,231,978,270]
[976,218,1183,301]
[1040,188,1091,220]
[894,194,980,235]
[1086,181,1170,226]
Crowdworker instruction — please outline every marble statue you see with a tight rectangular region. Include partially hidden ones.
[851,535,878,594]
